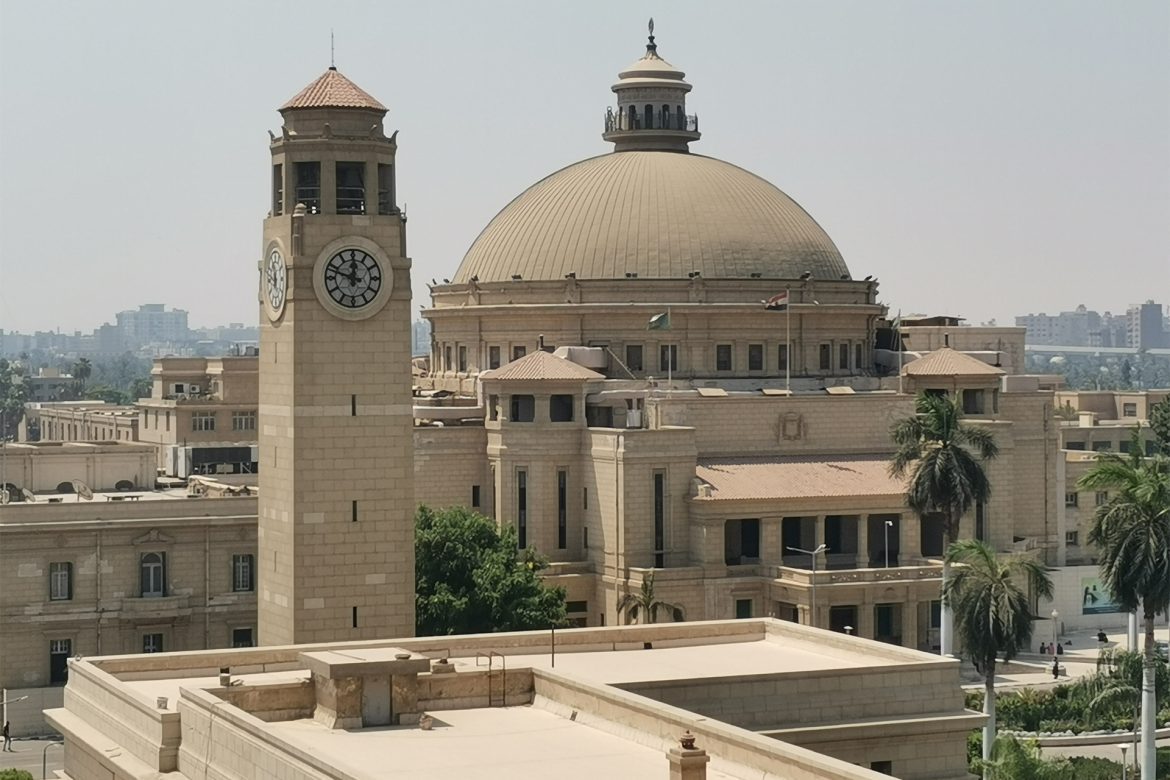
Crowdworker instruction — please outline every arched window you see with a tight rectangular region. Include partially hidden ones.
[662,105,671,129]
[140,552,166,597]
[644,105,653,129]
[628,105,637,129]
[676,105,684,129]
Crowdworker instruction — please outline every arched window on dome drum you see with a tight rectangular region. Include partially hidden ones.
[644,104,653,129]
[662,105,670,129]
[676,106,683,129]
[628,105,637,130]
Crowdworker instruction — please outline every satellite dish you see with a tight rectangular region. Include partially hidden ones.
[21,488,36,503]
[72,480,94,501]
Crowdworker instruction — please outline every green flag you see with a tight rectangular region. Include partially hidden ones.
[647,312,671,331]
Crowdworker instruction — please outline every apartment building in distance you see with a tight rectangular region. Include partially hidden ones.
[1016,301,1168,349]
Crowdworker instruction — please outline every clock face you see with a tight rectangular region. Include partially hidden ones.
[323,248,382,309]
[265,249,287,315]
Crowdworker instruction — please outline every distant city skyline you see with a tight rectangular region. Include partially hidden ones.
[1,1,1167,332]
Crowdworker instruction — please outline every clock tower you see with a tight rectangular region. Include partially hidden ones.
[258,67,414,645]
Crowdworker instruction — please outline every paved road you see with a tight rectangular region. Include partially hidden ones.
[0,737,64,778]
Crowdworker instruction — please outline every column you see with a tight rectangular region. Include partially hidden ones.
[902,514,921,562]
[760,516,781,566]
[858,596,875,640]
[856,516,869,568]
[902,600,919,650]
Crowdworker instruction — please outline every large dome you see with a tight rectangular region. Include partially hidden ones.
[453,151,849,284]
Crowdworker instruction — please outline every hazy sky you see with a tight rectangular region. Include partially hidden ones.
[1,1,1166,333]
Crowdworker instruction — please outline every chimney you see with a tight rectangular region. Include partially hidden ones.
[667,731,709,779]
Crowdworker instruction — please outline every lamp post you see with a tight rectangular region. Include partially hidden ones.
[1119,743,1128,780]
[787,544,828,629]
[884,520,894,568]
[1050,609,1059,648]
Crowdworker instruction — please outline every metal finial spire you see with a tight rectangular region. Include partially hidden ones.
[646,17,657,54]
[330,29,336,69]
[649,17,654,36]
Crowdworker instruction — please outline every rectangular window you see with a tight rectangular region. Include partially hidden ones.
[549,394,574,422]
[165,411,171,432]
[1065,531,1079,546]
[49,639,72,684]
[625,344,643,372]
[140,552,166,597]
[778,344,788,371]
[975,501,986,541]
[458,346,468,372]
[819,344,832,371]
[963,389,986,415]
[1065,492,1078,507]
[377,163,394,215]
[49,562,73,601]
[232,627,255,648]
[855,343,863,371]
[443,345,452,371]
[488,346,501,369]
[517,469,528,549]
[232,554,255,592]
[232,411,257,431]
[565,600,588,614]
[510,394,535,422]
[870,761,894,775]
[1065,441,1085,451]
[471,485,481,508]
[1092,441,1111,452]
[142,633,164,654]
[512,345,527,361]
[1095,491,1109,506]
[335,161,366,214]
[583,487,588,510]
[271,163,283,216]
[659,344,678,373]
[653,471,666,568]
[293,161,321,213]
[557,470,568,549]
[748,343,764,371]
[192,413,216,432]
[715,344,733,371]
[735,599,753,619]
[1123,402,1137,417]
[838,343,850,370]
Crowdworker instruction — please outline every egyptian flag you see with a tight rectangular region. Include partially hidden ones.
[647,312,671,331]
[763,291,789,311]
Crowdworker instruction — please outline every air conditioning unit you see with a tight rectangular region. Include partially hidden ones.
[188,384,201,394]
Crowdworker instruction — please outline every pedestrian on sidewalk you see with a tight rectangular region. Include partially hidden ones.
[2,720,12,751]
[1051,658,1060,679]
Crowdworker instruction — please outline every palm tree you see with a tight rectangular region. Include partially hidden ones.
[979,735,1070,780]
[1079,439,1170,780]
[617,572,684,625]
[72,357,92,389]
[890,392,999,655]
[944,539,1053,777]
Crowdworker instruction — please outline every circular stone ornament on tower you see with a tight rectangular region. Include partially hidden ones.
[312,236,394,321]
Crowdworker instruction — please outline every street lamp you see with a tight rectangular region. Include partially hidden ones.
[884,520,894,568]
[787,543,828,629]
[1118,743,1128,780]
[1050,609,1060,648]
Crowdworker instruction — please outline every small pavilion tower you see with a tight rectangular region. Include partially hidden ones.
[602,19,701,152]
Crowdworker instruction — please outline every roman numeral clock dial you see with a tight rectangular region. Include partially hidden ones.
[311,240,394,321]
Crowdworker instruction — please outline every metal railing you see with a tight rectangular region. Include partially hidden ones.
[294,186,320,214]
[336,186,365,215]
[474,651,507,707]
[604,109,699,133]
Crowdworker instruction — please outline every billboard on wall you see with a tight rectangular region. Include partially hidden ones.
[1081,577,1122,615]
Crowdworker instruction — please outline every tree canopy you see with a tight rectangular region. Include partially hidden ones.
[415,505,567,636]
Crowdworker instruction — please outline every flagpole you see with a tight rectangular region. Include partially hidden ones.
[666,306,672,392]
[785,287,791,394]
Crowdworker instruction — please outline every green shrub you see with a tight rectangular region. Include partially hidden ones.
[0,770,35,780]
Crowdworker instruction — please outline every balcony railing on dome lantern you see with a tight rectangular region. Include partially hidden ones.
[604,108,699,134]
[336,186,366,215]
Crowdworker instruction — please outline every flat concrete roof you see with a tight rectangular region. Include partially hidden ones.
[492,637,886,684]
[264,705,746,780]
